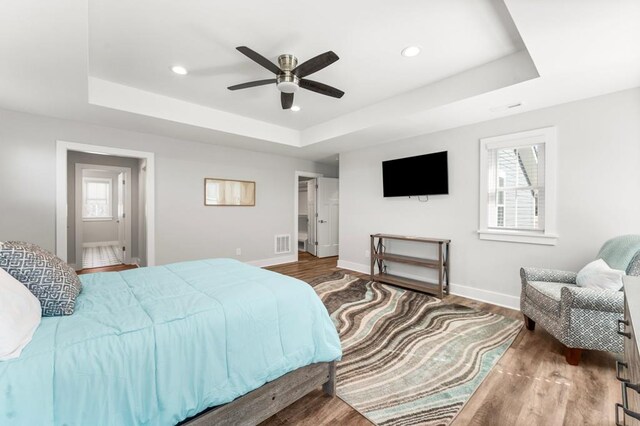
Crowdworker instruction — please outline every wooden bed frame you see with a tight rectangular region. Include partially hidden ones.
[181,361,337,426]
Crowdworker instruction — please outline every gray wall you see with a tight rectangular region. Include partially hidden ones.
[67,156,141,263]
[339,88,640,307]
[83,219,117,243]
[0,108,337,265]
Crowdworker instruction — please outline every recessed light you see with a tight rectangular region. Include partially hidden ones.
[401,46,421,57]
[171,65,188,75]
[290,105,301,112]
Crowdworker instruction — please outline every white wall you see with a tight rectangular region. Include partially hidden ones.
[298,182,309,242]
[338,88,640,309]
[0,108,337,266]
[138,159,148,266]
[298,185,308,216]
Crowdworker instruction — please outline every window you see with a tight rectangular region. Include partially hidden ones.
[83,177,112,220]
[478,127,557,245]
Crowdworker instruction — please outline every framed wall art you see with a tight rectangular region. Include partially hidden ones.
[204,178,256,206]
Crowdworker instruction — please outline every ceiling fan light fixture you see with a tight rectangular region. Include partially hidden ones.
[171,65,188,75]
[277,81,299,93]
[401,46,421,57]
[276,73,299,93]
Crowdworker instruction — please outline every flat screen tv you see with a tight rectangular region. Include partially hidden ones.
[382,151,448,197]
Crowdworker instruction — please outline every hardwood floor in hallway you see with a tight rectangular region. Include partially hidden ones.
[262,252,620,426]
[76,263,138,275]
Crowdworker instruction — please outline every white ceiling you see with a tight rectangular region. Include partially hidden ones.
[89,0,524,130]
[0,0,639,163]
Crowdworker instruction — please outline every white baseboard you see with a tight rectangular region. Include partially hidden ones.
[337,259,369,274]
[82,241,119,248]
[337,259,520,311]
[448,283,520,311]
[247,254,297,268]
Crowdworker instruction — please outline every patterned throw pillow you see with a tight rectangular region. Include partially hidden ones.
[628,251,640,277]
[0,241,82,316]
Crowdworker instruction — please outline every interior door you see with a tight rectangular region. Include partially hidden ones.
[116,172,126,263]
[307,179,317,256]
[316,177,339,258]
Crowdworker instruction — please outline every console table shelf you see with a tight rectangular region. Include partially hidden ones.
[370,233,450,298]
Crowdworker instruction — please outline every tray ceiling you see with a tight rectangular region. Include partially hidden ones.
[88,0,525,130]
[0,0,638,161]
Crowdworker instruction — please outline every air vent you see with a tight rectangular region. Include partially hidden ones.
[490,102,523,113]
[275,234,291,254]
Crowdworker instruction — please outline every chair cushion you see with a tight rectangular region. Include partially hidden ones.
[525,281,575,317]
[0,241,82,316]
[597,235,640,271]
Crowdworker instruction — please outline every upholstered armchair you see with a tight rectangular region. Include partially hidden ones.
[520,235,640,365]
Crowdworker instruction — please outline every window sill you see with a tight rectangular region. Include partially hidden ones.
[477,229,558,246]
[82,217,113,222]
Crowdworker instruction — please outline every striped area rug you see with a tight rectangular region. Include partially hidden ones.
[310,272,522,426]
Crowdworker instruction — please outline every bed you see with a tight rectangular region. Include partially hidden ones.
[0,258,342,425]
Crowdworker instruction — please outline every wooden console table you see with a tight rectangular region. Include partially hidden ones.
[370,234,450,299]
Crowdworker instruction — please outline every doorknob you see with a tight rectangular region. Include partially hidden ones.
[319,220,327,223]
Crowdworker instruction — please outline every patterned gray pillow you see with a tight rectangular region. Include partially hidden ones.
[628,251,640,277]
[0,241,82,316]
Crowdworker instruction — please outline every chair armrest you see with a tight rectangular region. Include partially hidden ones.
[520,267,577,285]
[561,286,624,313]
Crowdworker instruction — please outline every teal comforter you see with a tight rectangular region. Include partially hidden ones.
[0,259,341,425]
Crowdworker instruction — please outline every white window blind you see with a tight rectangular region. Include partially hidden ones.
[487,144,545,231]
[83,178,112,219]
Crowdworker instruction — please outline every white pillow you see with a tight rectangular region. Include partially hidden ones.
[0,267,42,360]
[576,258,626,291]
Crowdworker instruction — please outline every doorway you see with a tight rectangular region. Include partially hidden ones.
[75,164,132,269]
[56,141,155,270]
[298,177,314,256]
[295,172,339,260]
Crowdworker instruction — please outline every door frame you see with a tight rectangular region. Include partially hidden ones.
[293,171,323,262]
[75,164,132,267]
[56,140,156,267]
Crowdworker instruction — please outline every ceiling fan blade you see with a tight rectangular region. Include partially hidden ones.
[227,79,276,91]
[299,79,345,98]
[281,92,294,109]
[236,46,282,75]
[292,51,339,78]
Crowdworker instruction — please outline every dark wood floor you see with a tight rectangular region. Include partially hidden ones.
[78,253,620,425]
[262,252,620,426]
[76,264,138,275]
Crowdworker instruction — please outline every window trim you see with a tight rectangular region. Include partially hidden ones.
[82,177,113,221]
[478,127,557,245]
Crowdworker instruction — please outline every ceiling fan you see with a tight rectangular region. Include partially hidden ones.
[228,46,345,110]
